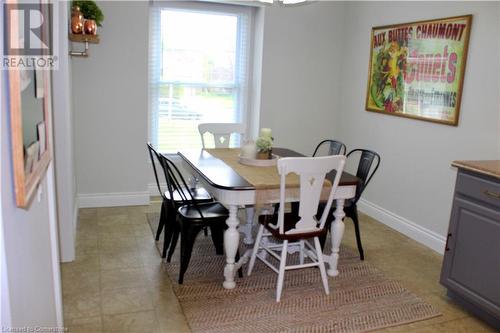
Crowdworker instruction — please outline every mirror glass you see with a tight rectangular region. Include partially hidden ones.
[15,2,47,177]
[20,70,46,178]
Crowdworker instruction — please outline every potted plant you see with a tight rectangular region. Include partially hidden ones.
[72,0,104,35]
[256,136,273,160]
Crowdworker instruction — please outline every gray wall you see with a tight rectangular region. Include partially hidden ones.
[259,2,345,155]
[336,1,500,238]
[72,1,150,198]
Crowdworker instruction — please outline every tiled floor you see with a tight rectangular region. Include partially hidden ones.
[62,203,497,333]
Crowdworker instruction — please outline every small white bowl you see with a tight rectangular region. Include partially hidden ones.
[238,154,279,167]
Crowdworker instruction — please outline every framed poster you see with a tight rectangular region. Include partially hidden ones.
[365,15,472,126]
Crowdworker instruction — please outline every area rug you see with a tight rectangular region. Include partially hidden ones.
[147,212,441,333]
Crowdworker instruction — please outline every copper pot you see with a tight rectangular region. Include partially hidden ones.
[71,6,84,34]
[84,19,97,35]
[71,18,83,34]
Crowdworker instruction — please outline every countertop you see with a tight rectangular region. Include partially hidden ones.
[452,160,500,180]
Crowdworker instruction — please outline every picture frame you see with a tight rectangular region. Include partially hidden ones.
[24,141,40,176]
[365,15,472,126]
[5,0,53,208]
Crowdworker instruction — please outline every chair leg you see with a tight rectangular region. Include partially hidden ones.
[155,201,167,241]
[276,240,288,302]
[162,222,170,259]
[299,240,305,265]
[314,237,330,295]
[351,207,364,260]
[161,206,177,259]
[248,225,264,276]
[209,224,224,255]
[178,223,203,284]
[166,220,180,261]
[290,202,299,217]
[319,215,333,250]
[236,250,243,278]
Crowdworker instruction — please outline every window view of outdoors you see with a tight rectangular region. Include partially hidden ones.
[157,9,240,152]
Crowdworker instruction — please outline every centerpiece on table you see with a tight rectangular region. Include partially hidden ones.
[239,128,277,166]
[255,128,273,160]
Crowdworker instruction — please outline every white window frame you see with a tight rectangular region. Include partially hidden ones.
[148,1,255,153]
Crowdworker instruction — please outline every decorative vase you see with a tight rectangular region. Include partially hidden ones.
[71,6,84,34]
[241,142,257,159]
[256,151,270,160]
[84,19,97,35]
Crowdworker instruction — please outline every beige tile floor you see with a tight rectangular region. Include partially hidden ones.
[62,203,497,333]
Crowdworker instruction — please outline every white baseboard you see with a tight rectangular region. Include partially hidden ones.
[78,191,150,208]
[148,183,165,197]
[357,198,446,254]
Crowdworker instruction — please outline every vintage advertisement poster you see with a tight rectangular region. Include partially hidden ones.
[365,15,472,126]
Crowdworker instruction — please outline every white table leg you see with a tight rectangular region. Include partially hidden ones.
[243,206,255,245]
[327,199,345,277]
[223,205,240,289]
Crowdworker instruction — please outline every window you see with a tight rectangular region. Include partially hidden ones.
[149,2,252,152]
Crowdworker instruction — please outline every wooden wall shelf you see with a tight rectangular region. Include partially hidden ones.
[69,33,100,57]
[69,34,100,44]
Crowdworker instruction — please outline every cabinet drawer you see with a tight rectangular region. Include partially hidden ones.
[456,171,500,209]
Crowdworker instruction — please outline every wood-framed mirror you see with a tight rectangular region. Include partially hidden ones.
[5,0,53,208]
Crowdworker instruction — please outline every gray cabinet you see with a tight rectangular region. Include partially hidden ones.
[441,169,500,329]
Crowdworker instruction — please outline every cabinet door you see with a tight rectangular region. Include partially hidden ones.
[441,197,500,319]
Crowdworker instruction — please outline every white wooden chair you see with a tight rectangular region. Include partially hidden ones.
[197,122,256,244]
[198,123,245,149]
[247,155,346,302]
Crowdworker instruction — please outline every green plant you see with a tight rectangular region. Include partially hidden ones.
[256,136,273,152]
[72,0,104,27]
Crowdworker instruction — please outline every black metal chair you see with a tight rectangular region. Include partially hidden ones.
[322,149,380,260]
[147,143,212,259]
[312,139,347,157]
[158,154,243,284]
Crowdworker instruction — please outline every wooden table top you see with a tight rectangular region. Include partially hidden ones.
[452,160,500,180]
[178,147,359,191]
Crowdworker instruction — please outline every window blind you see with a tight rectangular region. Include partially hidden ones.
[149,2,252,153]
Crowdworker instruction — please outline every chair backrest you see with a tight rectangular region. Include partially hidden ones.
[198,123,245,148]
[346,149,380,203]
[276,155,346,235]
[312,139,346,157]
[157,153,206,219]
[147,143,167,200]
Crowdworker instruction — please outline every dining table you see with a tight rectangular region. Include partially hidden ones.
[178,147,359,289]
